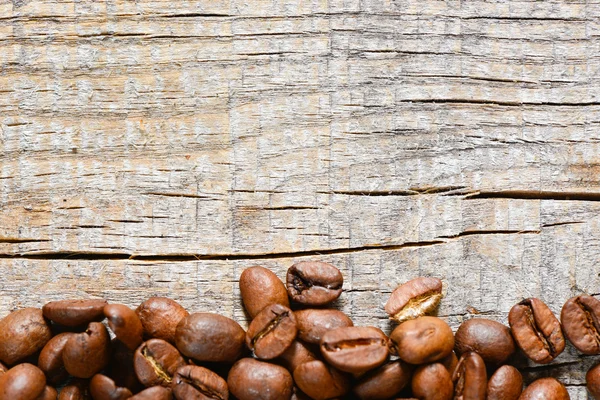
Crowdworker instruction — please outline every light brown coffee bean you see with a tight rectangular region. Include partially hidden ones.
[293,360,350,400]
[0,308,52,365]
[295,309,353,344]
[239,266,289,318]
[451,352,486,400]
[42,299,107,327]
[228,358,292,400]
[389,316,454,365]
[487,365,522,400]
[286,261,343,306]
[89,374,132,400]
[35,386,58,400]
[129,386,172,400]
[385,277,443,323]
[353,360,412,400]
[0,363,46,400]
[173,365,229,400]
[454,318,515,365]
[561,295,600,355]
[320,326,389,374]
[247,303,297,360]
[588,363,600,400]
[136,297,189,344]
[38,332,74,384]
[63,322,111,378]
[134,339,186,387]
[411,363,453,400]
[277,340,317,373]
[104,304,143,351]
[519,377,569,400]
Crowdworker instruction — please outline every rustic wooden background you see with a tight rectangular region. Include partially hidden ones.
[1,0,599,396]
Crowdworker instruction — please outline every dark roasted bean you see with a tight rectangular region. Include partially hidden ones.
[295,309,353,344]
[106,339,143,394]
[411,363,453,400]
[36,386,58,400]
[0,363,46,400]
[239,266,289,319]
[129,386,172,400]
[173,365,229,400]
[320,326,389,374]
[293,360,350,400]
[385,277,443,323]
[454,318,515,365]
[561,295,600,355]
[519,377,569,400]
[353,360,412,400]
[62,322,111,379]
[89,374,132,400]
[42,299,107,327]
[38,332,74,384]
[440,352,458,375]
[57,379,90,400]
[588,363,600,400]
[246,304,297,360]
[0,308,52,365]
[134,339,186,388]
[508,298,565,364]
[228,358,292,400]
[136,297,189,344]
[389,316,454,365]
[486,365,523,400]
[103,304,143,351]
[286,261,343,306]
[451,352,486,400]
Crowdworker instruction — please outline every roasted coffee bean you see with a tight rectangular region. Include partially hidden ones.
[486,365,523,400]
[561,295,600,355]
[0,363,46,400]
[38,332,73,384]
[454,318,515,365]
[440,352,458,374]
[385,277,443,323]
[129,386,172,400]
[136,297,189,344]
[103,304,143,351]
[508,298,565,364]
[411,363,453,400]
[239,266,290,318]
[36,386,58,400]
[320,326,389,374]
[451,352,486,400]
[173,365,229,400]
[58,379,90,400]
[277,340,317,373]
[295,309,353,344]
[587,363,600,400]
[42,299,107,327]
[353,360,412,400]
[63,322,111,378]
[106,339,143,393]
[293,360,350,400]
[0,308,52,365]
[176,313,246,363]
[89,374,132,400]
[286,261,343,306]
[228,358,292,400]
[519,377,569,400]
[134,339,186,387]
[389,316,454,365]
[246,304,297,360]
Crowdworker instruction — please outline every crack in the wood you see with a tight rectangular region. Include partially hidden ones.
[159,13,231,18]
[144,192,215,199]
[398,99,600,107]
[439,229,541,239]
[466,190,600,202]
[0,238,51,244]
[325,186,466,196]
[541,221,585,228]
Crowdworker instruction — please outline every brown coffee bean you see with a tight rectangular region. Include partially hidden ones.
[175,313,246,363]
[587,363,600,400]
[294,360,350,400]
[63,322,111,378]
[105,339,143,393]
[385,277,443,323]
[129,386,172,400]
[286,261,343,306]
[451,352,486,400]
[228,358,292,400]
[320,326,389,374]
[103,304,143,351]
[519,377,569,400]
[38,332,74,384]
[239,266,289,318]
[0,308,52,365]
[0,363,46,400]
[454,318,515,365]
[295,309,353,344]
[89,374,132,400]
[57,379,90,400]
[389,316,454,365]
[42,299,107,327]
[134,339,186,387]
[36,386,58,400]
[411,363,453,400]
[246,304,297,360]
[486,365,523,400]
[173,365,229,400]
[440,352,458,375]
[136,297,189,344]
[561,295,600,355]
[277,340,317,373]
[353,360,412,400]
[508,298,565,364]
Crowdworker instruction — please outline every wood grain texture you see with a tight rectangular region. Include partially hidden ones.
[1,0,600,396]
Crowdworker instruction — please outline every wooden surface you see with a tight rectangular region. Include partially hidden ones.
[1,0,600,396]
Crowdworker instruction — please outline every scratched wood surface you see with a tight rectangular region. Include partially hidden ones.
[2,0,600,396]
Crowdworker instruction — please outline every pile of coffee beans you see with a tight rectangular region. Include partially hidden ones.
[0,261,599,399]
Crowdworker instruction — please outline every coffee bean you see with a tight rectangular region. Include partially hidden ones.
[246,303,297,360]
[561,294,600,355]
[385,277,443,323]
[0,308,52,365]
[136,297,189,344]
[173,364,229,400]
[294,359,350,400]
[587,362,600,400]
[38,332,74,384]
[454,318,515,365]
[389,316,454,365]
[106,339,143,393]
[134,339,186,388]
[286,261,343,306]
[228,358,293,400]
[175,313,246,363]
[508,298,565,364]
[353,360,412,400]
[411,363,453,400]
[0,363,46,400]
[42,299,107,327]
[239,266,290,319]
[62,322,111,378]
[451,351,486,400]
[89,374,132,400]
[486,365,523,400]
[277,340,318,373]
[36,386,58,400]
[57,379,90,400]
[440,352,458,375]
[320,326,389,374]
[294,309,353,344]
[129,386,173,400]
[519,377,569,400]
[103,304,143,351]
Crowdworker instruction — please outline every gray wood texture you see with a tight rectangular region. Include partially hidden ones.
[1,0,600,396]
